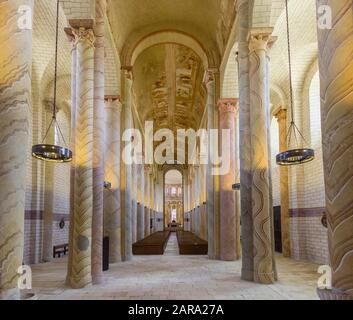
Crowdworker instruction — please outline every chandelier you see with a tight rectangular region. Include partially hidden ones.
[32,0,72,163]
[276,0,315,166]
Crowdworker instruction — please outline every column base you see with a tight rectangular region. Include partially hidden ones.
[92,273,104,285]
[109,256,122,264]
[241,268,254,282]
[317,288,353,300]
[68,275,92,289]
[254,272,276,284]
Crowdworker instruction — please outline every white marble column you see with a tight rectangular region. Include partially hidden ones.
[66,23,95,289]
[121,68,133,260]
[0,0,33,299]
[104,97,122,263]
[316,0,353,300]
[248,28,275,284]
[92,0,107,285]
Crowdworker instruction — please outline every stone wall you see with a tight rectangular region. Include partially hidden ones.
[290,210,328,265]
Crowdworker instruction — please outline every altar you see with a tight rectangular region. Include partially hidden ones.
[166,221,182,231]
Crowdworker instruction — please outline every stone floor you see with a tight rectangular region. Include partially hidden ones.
[31,233,320,300]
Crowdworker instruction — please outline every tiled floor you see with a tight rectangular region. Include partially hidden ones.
[31,233,320,300]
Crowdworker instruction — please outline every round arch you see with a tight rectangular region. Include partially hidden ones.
[162,165,185,230]
[126,31,210,69]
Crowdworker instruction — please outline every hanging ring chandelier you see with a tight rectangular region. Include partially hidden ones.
[276,0,315,166]
[32,0,72,163]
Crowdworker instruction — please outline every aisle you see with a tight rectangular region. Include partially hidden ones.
[164,232,179,256]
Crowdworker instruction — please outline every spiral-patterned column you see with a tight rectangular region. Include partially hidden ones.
[67,25,95,289]
[316,0,353,300]
[0,0,33,299]
[91,0,107,285]
[248,29,275,284]
[104,97,122,263]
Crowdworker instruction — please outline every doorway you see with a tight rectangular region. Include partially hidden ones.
[273,206,282,253]
[164,169,183,230]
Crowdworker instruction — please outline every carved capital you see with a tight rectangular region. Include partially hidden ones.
[65,25,95,48]
[122,66,134,81]
[274,108,287,122]
[218,98,239,114]
[248,28,274,52]
[203,68,218,85]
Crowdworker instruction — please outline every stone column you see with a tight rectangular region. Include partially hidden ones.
[248,28,275,284]
[131,163,137,243]
[42,106,55,262]
[218,99,240,261]
[316,0,353,300]
[66,27,78,285]
[121,68,133,260]
[237,0,254,281]
[274,109,290,258]
[137,163,145,241]
[92,0,107,285]
[0,0,33,299]
[144,166,151,237]
[204,70,217,259]
[66,23,95,289]
[104,97,122,263]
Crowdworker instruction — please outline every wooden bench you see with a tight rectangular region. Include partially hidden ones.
[53,243,69,258]
[132,231,171,255]
[176,231,208,255]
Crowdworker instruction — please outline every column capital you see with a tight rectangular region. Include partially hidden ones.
[65,24,95,48]
[274,108,287,122]
[248,28,274,52]
[122,66,134,80]
[203,68,218,85]
[218,98,239,114]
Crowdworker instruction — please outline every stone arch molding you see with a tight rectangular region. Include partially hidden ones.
[126,31,210,69]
